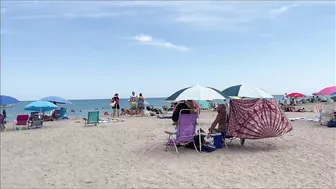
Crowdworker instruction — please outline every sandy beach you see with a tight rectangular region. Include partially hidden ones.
[1,103,335,188]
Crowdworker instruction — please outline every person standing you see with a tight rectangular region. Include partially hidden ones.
[129,91,137,116]
[111,93,120,118]
[137,93,145,117]
[2,109,6,119]
[283,93,288,105]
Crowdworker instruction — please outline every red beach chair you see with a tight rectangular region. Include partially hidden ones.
[14,115,29,130]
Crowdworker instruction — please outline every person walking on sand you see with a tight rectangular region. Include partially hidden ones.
[129,91,137,116]
[111,93,120,118]
[137,93,145,117]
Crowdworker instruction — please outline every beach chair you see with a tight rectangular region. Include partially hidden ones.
[29,115,44,129]
[84,111,99,126]
[14,115,29,130]
[52,110,61,120]
[164,110,198,155]
[60,108,69,119]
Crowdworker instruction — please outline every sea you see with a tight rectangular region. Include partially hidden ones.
[2,95,284,121]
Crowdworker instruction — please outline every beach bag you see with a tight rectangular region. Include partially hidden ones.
[327,120,336,128]
[110,102,115,107]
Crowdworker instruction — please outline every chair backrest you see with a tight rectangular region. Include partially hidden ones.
[31,112,39,117]
[53,110,61,119]
[60,108,66,117]
[17,115,29,125]
[176,112,198,143]
[88,111,99,124]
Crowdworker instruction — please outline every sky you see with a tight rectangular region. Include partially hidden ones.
[0,1,335,100]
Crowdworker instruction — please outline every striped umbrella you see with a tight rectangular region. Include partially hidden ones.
[165,85,225,102]
[222,84,273,99]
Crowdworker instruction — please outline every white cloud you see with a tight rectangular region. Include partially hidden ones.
[11,14,58,20]
[132,34,189,52]
[269,4,299,19]
[11,12,121,20]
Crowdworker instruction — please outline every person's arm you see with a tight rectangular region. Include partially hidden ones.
[208,114,221,133]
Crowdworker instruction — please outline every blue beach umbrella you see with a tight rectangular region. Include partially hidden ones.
[0,95,20,105]
[24,101,58,112]
[40,96,72,104]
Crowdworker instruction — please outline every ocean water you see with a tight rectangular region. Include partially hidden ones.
[2,95,284,121]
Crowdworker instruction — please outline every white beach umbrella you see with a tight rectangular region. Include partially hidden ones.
[165,85,225,102]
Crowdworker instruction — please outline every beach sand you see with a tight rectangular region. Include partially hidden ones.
[1,103,335,188]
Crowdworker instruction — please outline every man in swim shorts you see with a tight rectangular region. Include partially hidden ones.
[129,91,137,116]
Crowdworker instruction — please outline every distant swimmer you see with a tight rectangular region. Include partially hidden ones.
[71,110,75,113]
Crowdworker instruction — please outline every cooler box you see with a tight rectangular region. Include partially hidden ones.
[211,133,222,149]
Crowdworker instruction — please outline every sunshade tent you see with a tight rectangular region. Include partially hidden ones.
[0,95,20,105]
[313,86,336,95]
[165,85,225,102]
[197,100,210,109]
[222,84,273,99]
[40,96,72,104]
[24,101,58,112]
[287,93,306,98]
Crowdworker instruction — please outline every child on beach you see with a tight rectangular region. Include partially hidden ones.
[129,91,137,116]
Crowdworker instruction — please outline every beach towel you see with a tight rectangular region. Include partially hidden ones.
[227,99,292,139]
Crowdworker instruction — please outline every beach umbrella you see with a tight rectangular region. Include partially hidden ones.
[313,86,336,95]
[165,85,225,102]
[40,96,72,104]
[24,101,58,112]
[331,92,336,101]
[0,95,20,106]
[222,84,273,99]
[286,92,306,98]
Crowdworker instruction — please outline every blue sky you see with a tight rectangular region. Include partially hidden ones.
[1,1,335,100]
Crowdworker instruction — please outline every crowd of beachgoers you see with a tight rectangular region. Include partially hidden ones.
[1,86,336,188]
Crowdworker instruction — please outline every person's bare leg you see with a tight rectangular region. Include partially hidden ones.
[112,109,116,118]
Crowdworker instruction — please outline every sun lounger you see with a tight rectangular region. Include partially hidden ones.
[84,111,99,126]
[164,109,198,155]
[157,114,173,119]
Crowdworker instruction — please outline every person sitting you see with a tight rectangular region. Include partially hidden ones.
[297,107,306,112]
[120,108,130,116]
[172,100,195,124]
